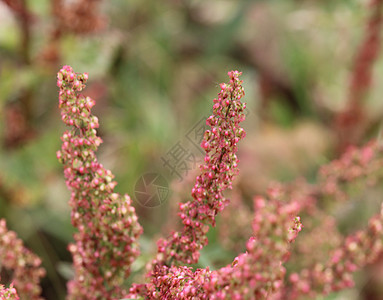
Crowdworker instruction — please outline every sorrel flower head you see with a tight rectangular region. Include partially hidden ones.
[0,219,45,300]
[154,71,246,267]
[57,65,143,299]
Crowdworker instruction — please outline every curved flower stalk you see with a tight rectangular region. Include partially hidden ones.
[153,71,246,268]
[129,197,302,299]
[0,219,45,300]
[56,65,143,299]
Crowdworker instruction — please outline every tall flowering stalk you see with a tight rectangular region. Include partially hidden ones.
[0,219,45,300]
[56,65,142,299]
[154,71,247,267]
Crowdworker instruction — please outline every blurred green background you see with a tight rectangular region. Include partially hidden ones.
[1,0,383,299]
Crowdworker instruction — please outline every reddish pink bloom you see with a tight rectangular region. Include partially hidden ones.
[152,71,246,268]
[57,66,143,299]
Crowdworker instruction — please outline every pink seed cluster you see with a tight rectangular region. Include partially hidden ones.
[0,284,19,300]
[153,71,246,267]
[57,65,143,300]
[0,219,45,300]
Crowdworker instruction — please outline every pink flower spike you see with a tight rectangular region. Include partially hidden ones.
[57,66,143,300]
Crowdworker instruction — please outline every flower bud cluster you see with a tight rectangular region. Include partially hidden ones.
[0,284,19,300]
[57,65,143,299]
[0,219,45,300]
[151,71,246,268]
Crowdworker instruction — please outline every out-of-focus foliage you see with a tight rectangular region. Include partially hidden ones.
[1,0,383,299]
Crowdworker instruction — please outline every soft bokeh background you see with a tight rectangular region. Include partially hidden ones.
[1,0,383,299]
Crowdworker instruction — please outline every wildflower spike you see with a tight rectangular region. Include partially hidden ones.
[57,66,143,299]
